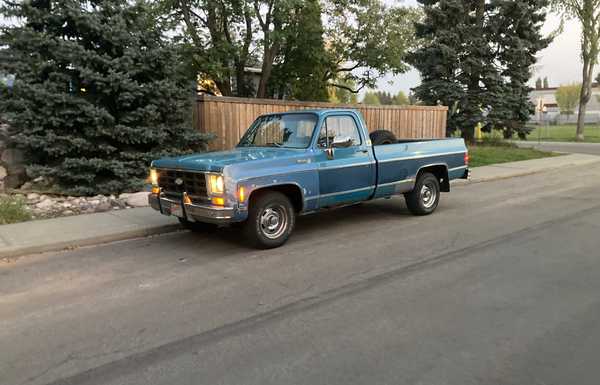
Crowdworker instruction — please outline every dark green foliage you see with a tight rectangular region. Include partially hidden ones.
[0,0,211,195]
[270,0,332,101]
[409,0,551,141]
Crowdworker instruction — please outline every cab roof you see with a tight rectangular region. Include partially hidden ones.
[260,109,359,117]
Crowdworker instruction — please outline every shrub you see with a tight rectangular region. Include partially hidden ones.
[0,195,31,225]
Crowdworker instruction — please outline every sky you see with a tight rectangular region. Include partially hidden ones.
[376,1,587,96]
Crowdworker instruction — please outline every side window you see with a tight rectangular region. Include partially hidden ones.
[317,116,362,148]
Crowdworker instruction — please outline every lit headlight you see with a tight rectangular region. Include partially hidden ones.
[207,174,224,195]
[149,168,159,186]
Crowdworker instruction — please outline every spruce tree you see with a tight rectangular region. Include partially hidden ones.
[409,0,550,140]
[0,0,210,195]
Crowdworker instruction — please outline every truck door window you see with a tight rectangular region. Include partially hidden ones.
[318,116,362,148]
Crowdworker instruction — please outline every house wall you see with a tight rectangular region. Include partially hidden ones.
[529,87,600,124]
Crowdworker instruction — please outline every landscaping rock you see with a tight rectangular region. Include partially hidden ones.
[36,199,54,210]
[4,190,148,221]
[125,192,149,207]
[27,192,40,201]
[95,201,112,212]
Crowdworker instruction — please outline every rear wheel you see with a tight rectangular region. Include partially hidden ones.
[242,191,295,249]
[369,130,397,145]
[404,172,440,216]
[178,217,218,232]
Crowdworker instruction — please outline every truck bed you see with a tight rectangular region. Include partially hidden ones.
[371,138,468,198]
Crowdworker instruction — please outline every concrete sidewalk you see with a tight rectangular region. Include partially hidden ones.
[456,153,600,184]
[1,153,599,260]
[514,141,600,156]
[0,207,179,259]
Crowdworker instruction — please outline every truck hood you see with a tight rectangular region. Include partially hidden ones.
[151,147,306,173]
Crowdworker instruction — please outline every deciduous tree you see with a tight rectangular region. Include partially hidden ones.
[551,0,600,141]
[362,92,381,105]
[555,83,581,117]
[269,0,332,101]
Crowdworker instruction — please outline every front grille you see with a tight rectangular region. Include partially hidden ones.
[157,169,207,200]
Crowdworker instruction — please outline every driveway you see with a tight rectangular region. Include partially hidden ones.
[515,140,600,155]
[3,163,600,385]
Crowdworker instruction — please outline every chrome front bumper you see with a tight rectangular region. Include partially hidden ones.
[148,193,236,224]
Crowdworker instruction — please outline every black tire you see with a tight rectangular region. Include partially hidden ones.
[242,191,295,249]
[369,130,397,145]
[178,217,218,232]
[404,172,440,216]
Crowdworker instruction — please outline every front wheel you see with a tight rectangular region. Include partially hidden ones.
[242,191,296,249]
[404,172,440,216]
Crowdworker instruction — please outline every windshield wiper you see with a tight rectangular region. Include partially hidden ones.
[266,142,283,147]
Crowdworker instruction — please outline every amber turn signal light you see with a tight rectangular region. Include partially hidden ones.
[211,197,225,206]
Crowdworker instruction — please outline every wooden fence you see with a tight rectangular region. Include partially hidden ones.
[195,95,448,151]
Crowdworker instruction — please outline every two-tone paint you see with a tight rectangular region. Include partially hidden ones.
[150,109,469,223]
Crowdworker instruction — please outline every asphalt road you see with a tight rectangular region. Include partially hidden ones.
[515,140,600,155]
[3,161,600,385]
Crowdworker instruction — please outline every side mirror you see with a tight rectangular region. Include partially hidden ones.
[324,147,335,160]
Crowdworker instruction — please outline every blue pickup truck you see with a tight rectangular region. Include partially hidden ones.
[149,109,469,248]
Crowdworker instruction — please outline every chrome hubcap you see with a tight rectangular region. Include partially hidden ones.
[259,206,288,239]
[420,182,437,209]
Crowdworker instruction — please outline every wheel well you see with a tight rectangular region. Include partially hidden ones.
[417,165,450,192]
[249,184,304,212]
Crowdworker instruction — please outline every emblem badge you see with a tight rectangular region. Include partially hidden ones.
[175,178,183,186]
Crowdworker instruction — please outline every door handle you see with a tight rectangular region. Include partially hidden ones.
[360,149,369,154]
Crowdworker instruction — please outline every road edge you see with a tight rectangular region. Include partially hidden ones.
[0,223,181,261]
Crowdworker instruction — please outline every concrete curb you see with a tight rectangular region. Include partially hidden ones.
[0,223,181,261]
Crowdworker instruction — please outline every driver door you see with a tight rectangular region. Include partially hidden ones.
[316,114,376,207]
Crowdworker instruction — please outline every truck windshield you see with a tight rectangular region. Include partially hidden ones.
[237,113,317,149]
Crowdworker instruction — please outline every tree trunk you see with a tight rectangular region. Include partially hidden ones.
[257,45,279,98]
[577,55,594,142]
[214,79,233,97]
[257,54,273,98]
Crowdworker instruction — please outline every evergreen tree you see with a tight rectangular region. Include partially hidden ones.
[0,0,210,195]
[409,0,550,140]
[489,0,551,139]
[543,76,549,88]
[536,77,543,89]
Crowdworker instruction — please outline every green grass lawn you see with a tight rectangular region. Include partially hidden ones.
[527,124,600,143]
[468,145,560,168]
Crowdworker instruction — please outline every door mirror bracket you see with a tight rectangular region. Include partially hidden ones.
[325,147,335,160]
